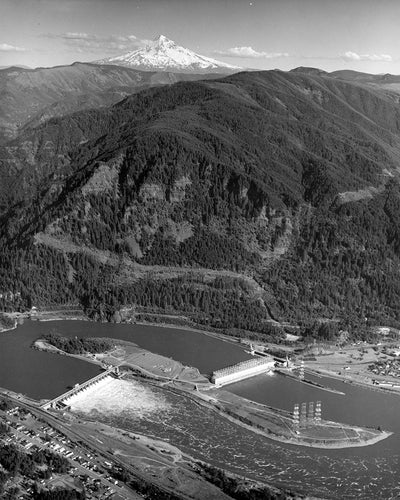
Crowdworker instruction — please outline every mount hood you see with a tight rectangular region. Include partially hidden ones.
[94,35,242,74]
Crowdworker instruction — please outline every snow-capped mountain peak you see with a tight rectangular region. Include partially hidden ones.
[94,35,241,74]
[153,34,175,48]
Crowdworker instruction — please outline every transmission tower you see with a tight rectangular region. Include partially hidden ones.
[315,401,322,422]
[292,403,300,428]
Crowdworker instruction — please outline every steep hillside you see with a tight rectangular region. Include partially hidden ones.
[2,69,400,340]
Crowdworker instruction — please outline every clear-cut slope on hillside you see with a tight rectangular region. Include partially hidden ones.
[95,35,241,74]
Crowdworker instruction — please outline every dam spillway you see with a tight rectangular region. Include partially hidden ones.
[41,367,119,409]
[211,356,275,387]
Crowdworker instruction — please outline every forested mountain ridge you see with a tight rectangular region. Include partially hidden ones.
[291,66,400,96]
[2,68,400,340]
[0,62,221,144]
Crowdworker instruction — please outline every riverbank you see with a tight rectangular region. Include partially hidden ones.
[18,306,268,349]
[0,321,17,333]
[302,344,400,396]
[305,366,400,397]
[3,308,88,324]
[34,337,391,450]
[0,312,18,333]
[12,307,255,350]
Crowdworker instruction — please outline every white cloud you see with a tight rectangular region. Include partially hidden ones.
[61,32,91,40]
[41,32,143,54]
[214,46,289,59]
[343,51,392,62]
[0,43,27,52]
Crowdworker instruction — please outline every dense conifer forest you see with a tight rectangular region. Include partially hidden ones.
[2,69,400,340]
[42,334,113,354]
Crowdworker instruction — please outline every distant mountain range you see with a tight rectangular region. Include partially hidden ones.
[94,35,241,73]
[290,66,400,94]
[0,61,222,143]
[0,65,31,70]
[3,51,400,145]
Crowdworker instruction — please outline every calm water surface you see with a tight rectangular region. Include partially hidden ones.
[0,320,250,399]
[2,320,400,498]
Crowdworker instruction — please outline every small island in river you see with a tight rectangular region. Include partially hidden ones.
[34,333,391,450]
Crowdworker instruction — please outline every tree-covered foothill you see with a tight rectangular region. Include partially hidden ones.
[264,179,400,333]
[2,70,400,340]
[78,275,284,339]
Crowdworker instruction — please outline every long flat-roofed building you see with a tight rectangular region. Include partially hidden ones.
[211,356,274,386]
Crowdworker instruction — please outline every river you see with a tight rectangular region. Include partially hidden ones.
[1,320,400,498]
[0,320,250,399]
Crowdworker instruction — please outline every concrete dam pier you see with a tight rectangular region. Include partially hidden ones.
[211,357,275,387]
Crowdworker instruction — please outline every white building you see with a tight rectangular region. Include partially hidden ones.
[211,357,274,386]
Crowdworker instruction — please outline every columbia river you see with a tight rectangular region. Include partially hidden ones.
[1,320,400,498]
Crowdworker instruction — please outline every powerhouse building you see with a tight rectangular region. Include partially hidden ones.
[211,356,274,386]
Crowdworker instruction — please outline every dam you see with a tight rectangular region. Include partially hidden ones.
[41,367,120,409]
[211,356,275,386]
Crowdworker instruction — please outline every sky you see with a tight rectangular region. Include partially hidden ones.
[1,0,400,73]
